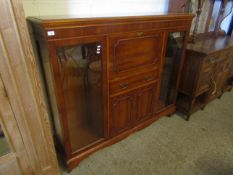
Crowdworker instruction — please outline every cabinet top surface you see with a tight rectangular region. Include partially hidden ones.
[28,12,194,27]
[187,36,233,55]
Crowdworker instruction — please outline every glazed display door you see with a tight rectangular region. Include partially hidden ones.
[50,37,106,156]
[157,31,186,111]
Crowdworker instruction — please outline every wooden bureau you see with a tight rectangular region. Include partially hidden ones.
[178,36,233,120]
[28,13,193,171]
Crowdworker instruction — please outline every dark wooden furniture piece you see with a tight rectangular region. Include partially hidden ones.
[28,13,193,171]
[178,36,233,119]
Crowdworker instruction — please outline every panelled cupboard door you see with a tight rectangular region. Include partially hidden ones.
[109,83,158,137]
[134,83,158,124]
[213,59,229,95]
[109,30,163,79]
[109,91,135,137]
[206,59,227,98]
[218,57,233,90]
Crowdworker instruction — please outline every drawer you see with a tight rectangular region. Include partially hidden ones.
[110,69,158,95]
[109,30,163,78]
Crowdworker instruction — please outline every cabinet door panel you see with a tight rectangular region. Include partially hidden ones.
[196,69,212,96]
[109,31,163,77]
[49,39,105,155]
[109,93,135,137]
[135,84,158,123]
[158,31,185,110]
[215,59,228,93]
[208,59,227,99]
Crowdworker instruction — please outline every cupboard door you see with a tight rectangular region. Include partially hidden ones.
[109,83,158,136]
[109,92,135,137]
[57,42,104,152]
[196,69,212,96]
[49,38,106,155]
[158,31,186,111]
[215,59,228,93]
[135,83,158,124]
[207,59,227,99]
[109,30,163,78]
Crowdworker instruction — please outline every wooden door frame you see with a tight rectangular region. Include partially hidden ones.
[0,0,60,174]
[0,74,32,175]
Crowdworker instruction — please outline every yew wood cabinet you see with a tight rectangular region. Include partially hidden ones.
[28,13,193,171]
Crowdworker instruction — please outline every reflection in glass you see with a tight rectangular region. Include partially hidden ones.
[0,124,10,156]
[157,32,185,111]
[189,0,198,34]
[197,0,212,33]
[209,0,222,31]
[57,43,103,152]
[220,1,233,33]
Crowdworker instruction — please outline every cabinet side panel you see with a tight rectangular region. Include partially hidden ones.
[38,40,63,144]
[179,51,202,95]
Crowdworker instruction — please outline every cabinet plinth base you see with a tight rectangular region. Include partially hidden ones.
[65,105,176,171]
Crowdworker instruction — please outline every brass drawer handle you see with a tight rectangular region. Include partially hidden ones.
[145,75,153,81]
[119,83,128,89]
[137,32,143,36]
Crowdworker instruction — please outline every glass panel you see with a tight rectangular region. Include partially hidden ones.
[0,124,10,156]
[57,42,103,152]
[157,32,185,111]
[209,0,222,32]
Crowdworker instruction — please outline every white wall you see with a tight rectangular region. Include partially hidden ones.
[23,0,168,17]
